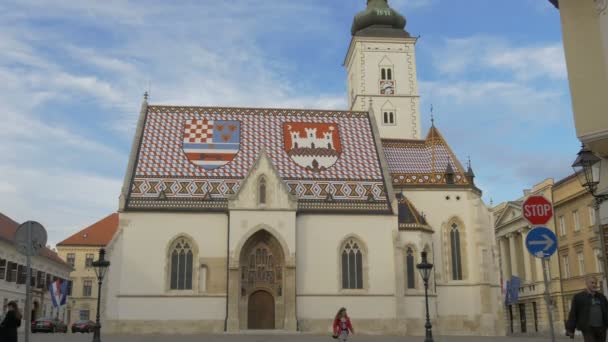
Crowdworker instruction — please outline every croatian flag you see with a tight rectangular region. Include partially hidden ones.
[49,279,68,308]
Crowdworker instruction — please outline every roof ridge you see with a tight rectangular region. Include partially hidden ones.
[147,104,369,114]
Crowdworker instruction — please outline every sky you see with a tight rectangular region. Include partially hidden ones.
[0,0,579,246]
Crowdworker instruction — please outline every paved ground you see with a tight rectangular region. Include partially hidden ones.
[21,332,576,342]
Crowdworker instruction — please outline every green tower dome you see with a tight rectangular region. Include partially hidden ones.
[351,0,409,37]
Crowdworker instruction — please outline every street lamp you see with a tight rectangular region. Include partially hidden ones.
[417,251,434,342]
[572,144,608,292]
[91,248,110,342]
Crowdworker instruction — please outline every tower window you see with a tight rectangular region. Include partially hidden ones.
[383,111,395,125]
[381,67,393,80]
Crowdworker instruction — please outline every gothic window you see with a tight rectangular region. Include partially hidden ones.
[406,248,415,289]
[259,177,267,205]
[450,223,463,280]
[341,239,364,289]
[381,68,387,80]
[387,68,392,80]
[170,238,194,290]
[383,111,395,125]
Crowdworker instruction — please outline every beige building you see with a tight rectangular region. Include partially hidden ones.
[553,173,605,317]
[548,0,608,240]
[492,179,564,336]
[101,0,503,336]
[56,213,118,325]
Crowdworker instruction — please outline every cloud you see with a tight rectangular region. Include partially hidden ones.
[431,36,567,80]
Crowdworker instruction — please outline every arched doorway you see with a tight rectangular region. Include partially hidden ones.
[238,229,285,330]
[247,290,275,329]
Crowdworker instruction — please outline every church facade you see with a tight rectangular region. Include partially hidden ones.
[102,0,504,336]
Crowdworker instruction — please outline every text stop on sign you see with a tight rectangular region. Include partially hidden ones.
[522,195,553,226]
[524,204,552,217]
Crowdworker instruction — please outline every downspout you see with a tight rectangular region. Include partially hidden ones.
[225,212,230,331]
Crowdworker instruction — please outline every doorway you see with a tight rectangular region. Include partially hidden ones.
[247,290,275,329]
[519,303,527,333]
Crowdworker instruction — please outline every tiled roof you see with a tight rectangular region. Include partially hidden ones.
[57,213,118,247]
[397,195,432,231]
[382,126,470,186]
[126,105,391,212]
[0,213,70,267]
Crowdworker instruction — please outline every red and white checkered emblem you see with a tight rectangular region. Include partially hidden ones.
[184,119,214,143]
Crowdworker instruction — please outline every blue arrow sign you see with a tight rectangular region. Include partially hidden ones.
[525,227,557,258]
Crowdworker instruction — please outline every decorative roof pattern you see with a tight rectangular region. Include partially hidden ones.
[127,106,390,212]
[382,126,470,186]
[57,213,118,247]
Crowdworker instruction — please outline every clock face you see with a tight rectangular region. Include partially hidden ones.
[380,80,395,95]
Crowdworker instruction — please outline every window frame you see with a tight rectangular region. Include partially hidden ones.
[573,210,581,232]
[406,247,416,290]
[450,223,463,280]
[563,255,570,278]
[0,259,6,280]
[166,235,199,294]
[577,252,585,276]
[559,216,566,236]
[339,237,368,292]
[67,253,75,267]
[83,279,93,297]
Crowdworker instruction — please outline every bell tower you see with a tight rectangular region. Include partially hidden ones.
[345,0,421,140]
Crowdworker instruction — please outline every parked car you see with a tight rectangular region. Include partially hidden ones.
[31,318,68,333]
[71,320,96,333]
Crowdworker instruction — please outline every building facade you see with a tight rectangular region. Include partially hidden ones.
[102,0,503,336]
[553,173,606,319]
[549,0,608,245]
[56,213,118,325]
[492,179,564,336]
[0,213,72,329]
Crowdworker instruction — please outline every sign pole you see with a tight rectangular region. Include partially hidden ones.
[24,221,31,342]
[541,257,555,342]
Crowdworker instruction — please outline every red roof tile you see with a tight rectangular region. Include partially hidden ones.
[57,213,118,247]
[0,213,70,267]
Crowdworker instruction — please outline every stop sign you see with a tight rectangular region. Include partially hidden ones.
[523,195,553,225]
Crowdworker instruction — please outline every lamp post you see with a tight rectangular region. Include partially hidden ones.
[91,248,110,342]
[572,144,608,292]
[417,251,434,342]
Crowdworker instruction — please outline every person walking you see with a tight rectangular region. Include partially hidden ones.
[566,276,608,342]
[332,307,354,342]
[0,301,22,342]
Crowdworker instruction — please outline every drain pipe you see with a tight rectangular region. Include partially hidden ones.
[224,212,230,331]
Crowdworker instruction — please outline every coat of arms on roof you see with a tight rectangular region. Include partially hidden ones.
[283,122,342,172]
[182,118,241,170]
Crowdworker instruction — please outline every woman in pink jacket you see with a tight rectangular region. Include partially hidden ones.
[332,307,354,341]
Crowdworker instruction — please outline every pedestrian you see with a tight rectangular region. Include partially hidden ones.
[0,301,22,342]
[566,276,608,342]
[332,307,354,341]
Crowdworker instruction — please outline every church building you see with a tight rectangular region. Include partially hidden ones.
[102,0,504,336]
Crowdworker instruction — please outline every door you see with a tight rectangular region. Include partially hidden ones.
[247,290,275,329]
[519,303,527,333]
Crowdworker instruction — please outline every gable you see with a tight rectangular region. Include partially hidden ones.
[126,106,391,213]
[494,203,522,227]
[228,151,297,210]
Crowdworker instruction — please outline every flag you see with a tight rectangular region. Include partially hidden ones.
[49,279,68,307]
